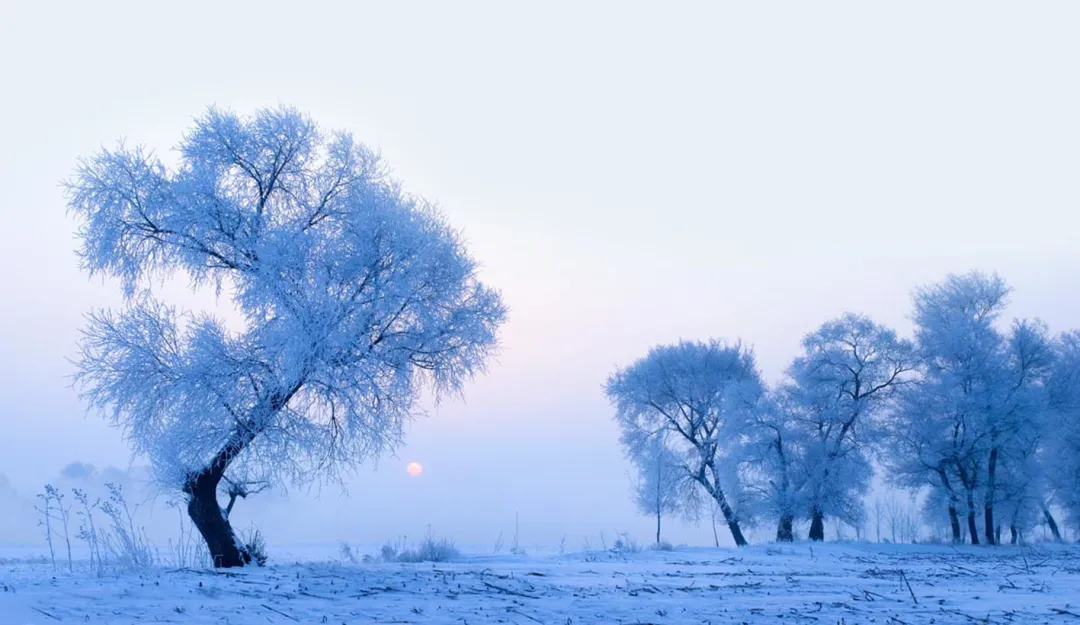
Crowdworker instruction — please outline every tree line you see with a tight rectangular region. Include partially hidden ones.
[610,272,1080,546]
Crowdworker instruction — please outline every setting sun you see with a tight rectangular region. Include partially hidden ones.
[406,461,423,477]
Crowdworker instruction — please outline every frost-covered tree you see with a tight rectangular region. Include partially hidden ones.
[887,378,967,542]
[785,314,915,541]
[992,439,1046,544]
[739,389,808,542]
[885,272,1051,545]
[1046,331,1080,531]
[982,319,1052,544]
[630,435,695,544]
[67,107,506,567]
[607,340,764,547]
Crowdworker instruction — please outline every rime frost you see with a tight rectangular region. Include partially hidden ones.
[67,106,506,502]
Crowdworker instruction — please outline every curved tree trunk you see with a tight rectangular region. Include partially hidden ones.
[181,419,269,568]
[808,509,825,542]
[180,389,294,567]
[776,514,794,542]
[185,467,250,568]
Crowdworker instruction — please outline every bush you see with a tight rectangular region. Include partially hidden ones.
[380,541,401,562]
[340,542,358,564]
[612,532,640,554]
[379,532,459,563]
[97,484,156,572]
[240,526,268,567]
[651,540,674,552]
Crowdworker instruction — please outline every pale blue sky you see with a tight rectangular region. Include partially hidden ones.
[1,1,1079,548]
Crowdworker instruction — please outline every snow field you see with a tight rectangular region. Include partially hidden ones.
[2,542,1080,624]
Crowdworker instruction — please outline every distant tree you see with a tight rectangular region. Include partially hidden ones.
[67,107,506,567]
[630,435,694,544]
[784,314,915,541]
[607,340,764,547]
[59,462,96,481]
[1046,331,1080,534]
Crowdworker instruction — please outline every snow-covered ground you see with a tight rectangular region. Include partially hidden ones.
[3,542,1080,624]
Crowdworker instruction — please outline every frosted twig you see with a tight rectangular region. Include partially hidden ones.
[507,607,544,623]
[31,607,61,621]
[484,581,539,599]
[261,604,299,621]
[900,569,918,604]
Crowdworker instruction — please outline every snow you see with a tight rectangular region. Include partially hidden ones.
[3,543,1080,624]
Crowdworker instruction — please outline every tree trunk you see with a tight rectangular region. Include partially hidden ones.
[699,466,748,547]
[948,505,962,543]
[965,491,980,545]
[994,524,1002,545]
[181,424,264,568]
[727,519,748,547]
[178,390,293,568]
[656,511,661,545]
[776,514,794,542]
[709,505,720,547]
[184,468,250,568]
[956,464,980,546]
[809,509,825,542]
[984,447,998,545]
[1010,525,1018,545]
[1043,507,1063,542]
[713,494,747,546]
[938,468,962,543]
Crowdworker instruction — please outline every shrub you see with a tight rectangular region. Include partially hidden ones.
[379,532,459,563]
[340,542,358,564]
[612,532,640,554]
[99,484,156,571]
[240,526,268,566]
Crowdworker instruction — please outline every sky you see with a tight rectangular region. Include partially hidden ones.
[1,1,1079,551]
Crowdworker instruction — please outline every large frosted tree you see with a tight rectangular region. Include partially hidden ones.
[607,340,763,547]
[67,107,506,567]
[885,272,1051,544]
[786,314,915,541]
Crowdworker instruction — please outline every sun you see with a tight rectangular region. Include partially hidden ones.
[406,461,423,477]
